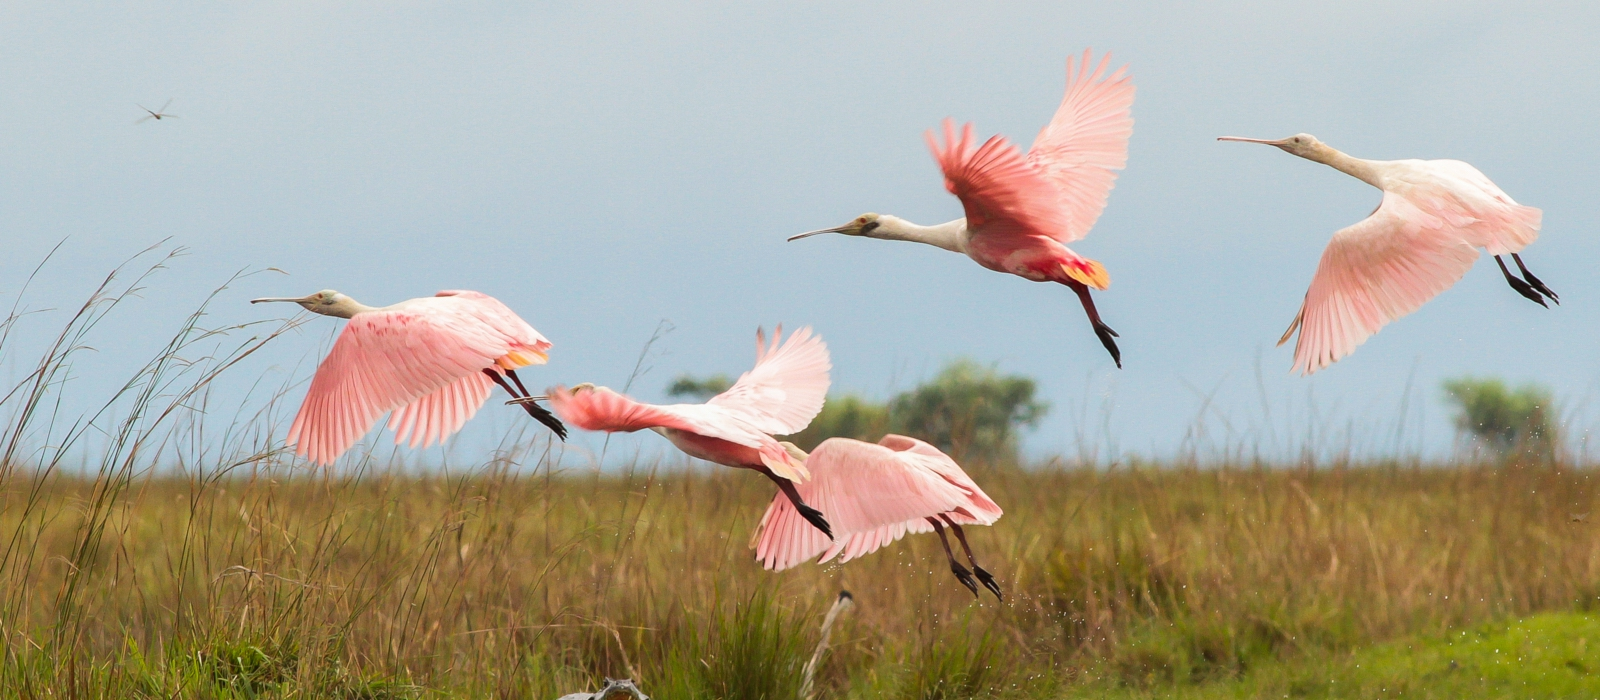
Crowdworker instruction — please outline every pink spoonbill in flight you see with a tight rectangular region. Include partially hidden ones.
[546,326,834,537]
[790,49,1135,367]
[750,434,1004,599]
[1218,133,1557,375]
[251,289,566,465]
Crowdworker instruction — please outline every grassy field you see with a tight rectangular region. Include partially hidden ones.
[3,254,1598,698]
[4,456,1600,699]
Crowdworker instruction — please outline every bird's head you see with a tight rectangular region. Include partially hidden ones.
[250,289,367,319]
[788,212,882,241]
[1217,133,1335,161]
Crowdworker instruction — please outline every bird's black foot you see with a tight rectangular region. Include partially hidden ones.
[1506,274,1549,308]
[973,565,1002,601]
[1512,254,1559,305]
[1094,320,1122,368]
[1522,271,1559,305]
[1497,255,1550,308]
[798,503,834,540]
[523,401,569,440]
[950,562,979,597]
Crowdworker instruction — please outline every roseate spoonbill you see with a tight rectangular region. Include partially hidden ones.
[790,49,1134,367]
[546,326,835,537]
[251,289,566,465]
[1218,133,1557,375]
[750,435,1004,600]
[136,99,178,123]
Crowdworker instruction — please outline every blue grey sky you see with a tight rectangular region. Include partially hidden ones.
[3,1,1597,464]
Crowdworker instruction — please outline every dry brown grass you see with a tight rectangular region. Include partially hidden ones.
[4,454,1599,697]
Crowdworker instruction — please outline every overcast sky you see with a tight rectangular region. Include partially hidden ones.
[3,1,1597,465]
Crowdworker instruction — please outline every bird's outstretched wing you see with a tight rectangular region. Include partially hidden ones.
[706,325,831,436]
[436,290,552,368]
[751,435,998,572]
[287,304,514,465]
[547,385,808,481]
[386,372,495,449]
[1285,192,1480,375]
[927,119,1066,243]
[1025,49,1135,244]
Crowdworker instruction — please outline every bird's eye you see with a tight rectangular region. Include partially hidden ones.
[861,221,880,234]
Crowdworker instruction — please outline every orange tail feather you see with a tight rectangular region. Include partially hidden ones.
[1062,259,1110,290]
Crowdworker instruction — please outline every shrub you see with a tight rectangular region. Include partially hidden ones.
[1441,377,1556,461]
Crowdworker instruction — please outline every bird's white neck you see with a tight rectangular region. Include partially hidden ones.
[1305,143,1383,188]
[870,216,965,253]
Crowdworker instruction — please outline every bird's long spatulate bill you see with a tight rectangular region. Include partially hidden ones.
[787,224,854,242]
[250,295,317,304]
[1216,136,1286,145]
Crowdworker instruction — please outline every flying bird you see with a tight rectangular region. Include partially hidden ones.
[136,99,179,124]
[750,434,1004,600]
[1219,133,1557,375]
[546,326,835,537]
[251,289,565,465]
[790,49,1134,367]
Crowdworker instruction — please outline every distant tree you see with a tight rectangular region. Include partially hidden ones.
[670,359,1048,463]
[1442,376,1557,460]
[784,395,890,451]
[888,358,1048,463]
[665,374,732,401]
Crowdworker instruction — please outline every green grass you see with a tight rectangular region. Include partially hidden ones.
[1060,612,1600,699]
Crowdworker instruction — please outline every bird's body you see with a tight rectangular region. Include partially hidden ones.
[547,326,837,537]
[251,289,566,465]
[1219,133,1556,374]
[792,49,1133,366]
[751,434,1005,598]
[136,99,178,123]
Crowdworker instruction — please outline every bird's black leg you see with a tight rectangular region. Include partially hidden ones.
[760,468,833,540]
[505,368,535,396]
[482,369,568,440]
[1494,256,1548,307]
[927,517,978,597]
[1067,281,1122,368]
[1511,253,1559,304]
[939,514,1001,601]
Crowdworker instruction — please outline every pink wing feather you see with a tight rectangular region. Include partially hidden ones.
[546,385,727,438]
[1286,192,1481,375]
[751,435,1002,572]
[547,384,811,480]
[927,119,1066,242]
[386,372,494,449]
[287,291,548,465]
[1026,49,1135,243]
[707,326,831,436]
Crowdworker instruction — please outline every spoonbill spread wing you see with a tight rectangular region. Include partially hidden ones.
[706,325,831,435]
[751,435,1003,573]
[547,386,810,482]
[927,119,1066,245]
[1285,192,1480,375]
[1026,49,1136,244]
